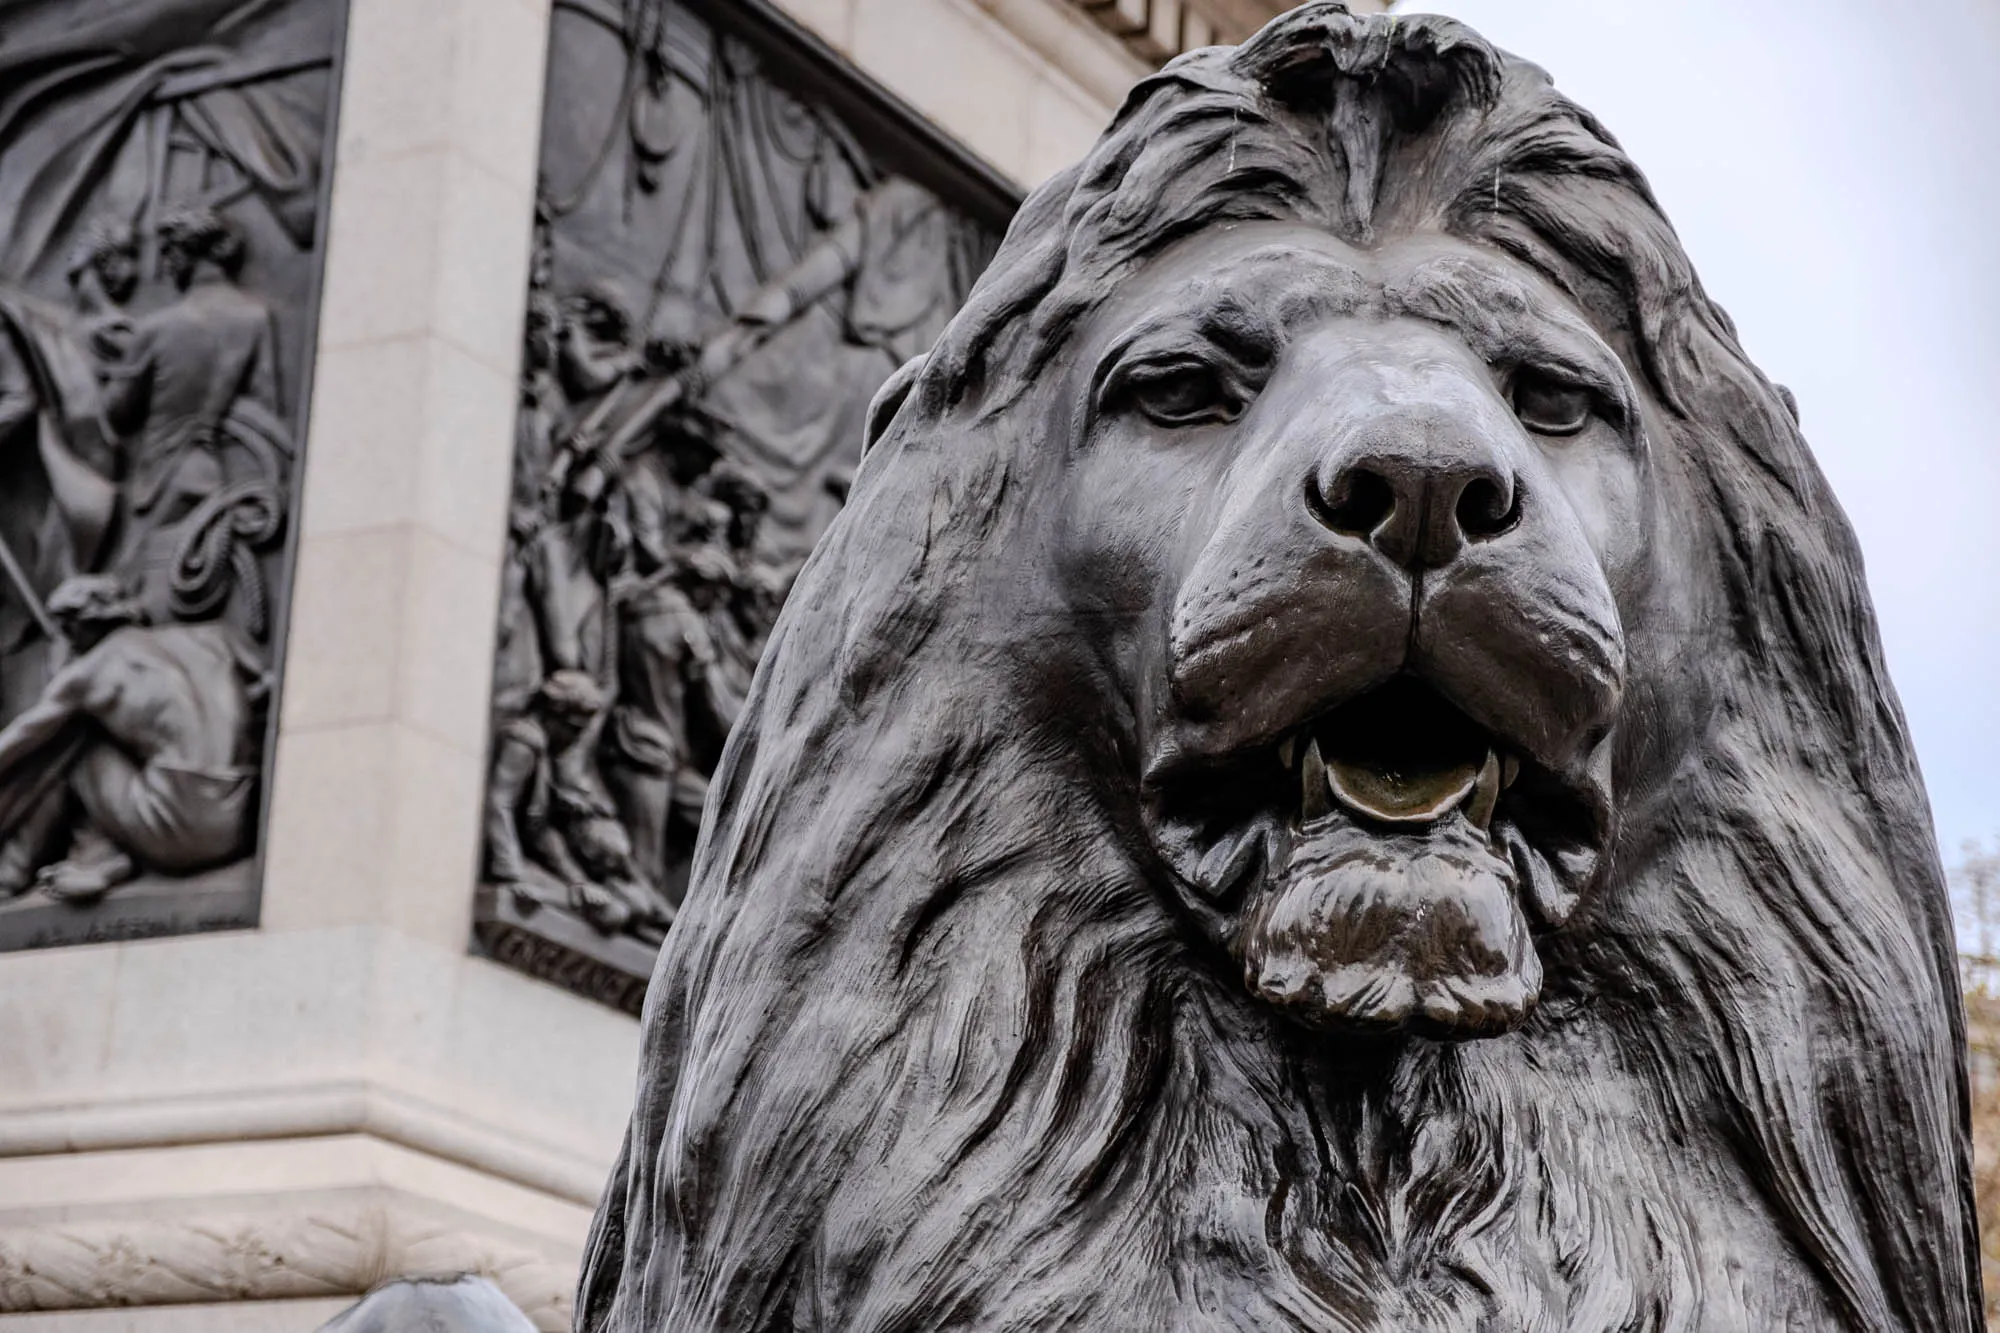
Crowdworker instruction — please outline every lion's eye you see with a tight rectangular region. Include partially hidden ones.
[1511,370,1594,437]
[1118,360,1242,428]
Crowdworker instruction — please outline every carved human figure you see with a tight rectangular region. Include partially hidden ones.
[546,279,645,506]
[561,281,644,403]
[100,207,283,625]
[0,576,263,900]
[513,290,565,535]
[493,291,566,717]
[604,539,735,899]
[63,220,139,322]
[485,668,667,935]
[0,274,119,716]
[694,460,784,711]
[520,283,646,685]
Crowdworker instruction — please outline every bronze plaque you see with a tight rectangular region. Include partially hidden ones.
[474,0,1012,1009]
[0,0,348,951]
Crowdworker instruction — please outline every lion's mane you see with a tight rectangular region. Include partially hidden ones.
[578,7,1978,1330]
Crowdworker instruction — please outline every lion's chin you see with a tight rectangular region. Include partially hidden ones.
[1146,676,1609,1039]
[1238,812,1541,1038]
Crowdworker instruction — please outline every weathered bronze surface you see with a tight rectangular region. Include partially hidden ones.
[580,5,1982,1328]
[0,0,346,952]
[474,0,1009,1009]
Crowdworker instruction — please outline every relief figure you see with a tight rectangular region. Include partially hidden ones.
[100,208,288,636]
[0,576,263,901]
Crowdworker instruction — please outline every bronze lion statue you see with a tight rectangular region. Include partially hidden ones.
[579,6,1980,1328]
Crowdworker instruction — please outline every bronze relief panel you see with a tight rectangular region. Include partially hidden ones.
[0,0,348,951]
[475,0,1012,1010]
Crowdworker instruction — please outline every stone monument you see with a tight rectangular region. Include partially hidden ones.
[0,0,345,953]
[577,5,1984,1329]
[473,0,1012,1011]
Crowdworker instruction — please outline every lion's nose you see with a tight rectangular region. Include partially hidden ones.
[1306,441,1520,573]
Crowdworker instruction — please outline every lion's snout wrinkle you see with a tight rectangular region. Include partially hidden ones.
[1162,331,1624,771]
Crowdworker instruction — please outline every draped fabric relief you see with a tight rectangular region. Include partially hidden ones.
[475,0,1007,1008]
[0,0,344,951]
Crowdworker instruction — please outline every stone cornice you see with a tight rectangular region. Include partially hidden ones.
[0,1078,609,1207]
[0,1203,568,1328]
[0,1135,588,1329]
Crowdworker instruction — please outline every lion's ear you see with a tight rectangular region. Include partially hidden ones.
[864,354,927,455]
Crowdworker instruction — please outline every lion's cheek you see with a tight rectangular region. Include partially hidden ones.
[1236,820,1541,1039]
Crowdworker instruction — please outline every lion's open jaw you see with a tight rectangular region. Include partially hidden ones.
[1157,676,1604,1040]
[1297,676,1507,829]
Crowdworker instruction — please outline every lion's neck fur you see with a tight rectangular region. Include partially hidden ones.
[609,664,1842,1332]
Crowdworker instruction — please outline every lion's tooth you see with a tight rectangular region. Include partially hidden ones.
[1301,738,1331,820]
[1278,736,1296,770]
[1465,748,1502,831]
[1195,825,1266,902]
[1501,754,1521,790]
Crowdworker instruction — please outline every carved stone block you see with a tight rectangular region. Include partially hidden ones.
[473,0,1011,1006]
[0,0,348,952]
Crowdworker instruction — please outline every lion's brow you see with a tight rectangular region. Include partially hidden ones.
[1384,261,1629,403]
[1130,252,1372,346]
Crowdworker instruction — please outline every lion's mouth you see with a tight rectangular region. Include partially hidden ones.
[1290,676,1506,831]
[1149,676,1608,1039]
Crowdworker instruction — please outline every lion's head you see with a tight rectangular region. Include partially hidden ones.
[581,7,1979,1330]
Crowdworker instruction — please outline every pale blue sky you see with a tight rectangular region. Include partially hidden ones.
[1400,0,2000,864]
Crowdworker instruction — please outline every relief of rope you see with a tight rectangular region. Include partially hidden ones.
[167,480,285,638]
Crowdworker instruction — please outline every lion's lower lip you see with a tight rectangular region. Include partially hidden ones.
[1242,814,1544,1038]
